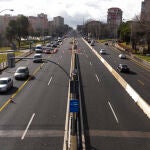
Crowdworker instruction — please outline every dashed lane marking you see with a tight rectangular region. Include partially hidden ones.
[108,101,119,123]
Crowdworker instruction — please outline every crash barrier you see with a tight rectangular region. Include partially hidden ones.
[67,39,83,150]
[82,38,150,119]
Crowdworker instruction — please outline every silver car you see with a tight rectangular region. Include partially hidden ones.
[100,49,106,54]
[33,54,42,63]
[0,77,13,92]
[14,66,29,80]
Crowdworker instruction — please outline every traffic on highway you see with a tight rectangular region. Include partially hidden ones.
[0,32,149,150]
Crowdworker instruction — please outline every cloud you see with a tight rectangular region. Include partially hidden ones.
[0,0,143,28]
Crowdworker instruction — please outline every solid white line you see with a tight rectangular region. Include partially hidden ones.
[48,76,53,86]
[90,62,92,66]
[63,51,73,150]
[21,113,35,140]
[108,101,119,123]
[95,74,100,82]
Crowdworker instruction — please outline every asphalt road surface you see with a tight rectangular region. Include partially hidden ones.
[0,35,149,150]
[0,38,72,150]
[77,36,150,150]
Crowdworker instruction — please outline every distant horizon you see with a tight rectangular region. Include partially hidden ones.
[0,0,143,28]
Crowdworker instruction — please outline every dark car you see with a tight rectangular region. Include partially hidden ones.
[117,64,130,73]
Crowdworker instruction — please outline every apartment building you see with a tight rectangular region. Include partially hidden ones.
[107,7,122,38]
[28,13,48,33]
[0,14,17,34]
[0,13,49,34]
[53,16,64,27]
[141,0,150,22]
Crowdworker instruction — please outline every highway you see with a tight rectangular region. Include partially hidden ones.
[0,35,149,150]
[0,38,71,150]
[77,36,150,150]
[93,41,150,104]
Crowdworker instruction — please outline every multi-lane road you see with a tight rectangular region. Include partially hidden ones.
[0,35,149,150]
[77,36,150,150]
[0,38,72,150]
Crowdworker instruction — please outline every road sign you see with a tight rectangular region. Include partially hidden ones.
[70,99,79,112]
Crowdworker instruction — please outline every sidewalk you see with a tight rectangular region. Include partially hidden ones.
[112,43,150,70]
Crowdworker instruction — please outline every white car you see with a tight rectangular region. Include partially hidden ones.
[0,77,13,92]
[119,54,126,59]
[14,66,29,80]
[33,54,42,63]
[35,44,43,53]
[100,49,106,54]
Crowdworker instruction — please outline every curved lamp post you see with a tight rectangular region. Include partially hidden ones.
[0,9,14,14]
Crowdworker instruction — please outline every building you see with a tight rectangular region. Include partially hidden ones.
[0,13,49,35]
[107,7,122,26]
[28,13,48,33]
[141,0,150,22]
[53,16,64,27]
[107,7,123,38]
[0,14,17,34]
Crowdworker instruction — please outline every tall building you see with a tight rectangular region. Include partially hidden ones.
[0,14,17,34]
[0,13,48,35]
[28,13,48,33]
[53,16,64,27]
[107,7,122,38]
[107,7,122,26]
[141,0,150,22]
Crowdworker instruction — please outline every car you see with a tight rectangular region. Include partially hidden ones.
[0,77,13,92]
[33,54,42,63]
[119,54,126,59]
[117,64,130,73]
[46,43,51,47]
[44,47,53,54]
[90,40,95,46]
[100,49,106,54]
[105,43,108,45]
[14,66,29,80]
[35,44,43,53]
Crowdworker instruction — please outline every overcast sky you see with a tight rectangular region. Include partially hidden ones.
[0,0,143,28]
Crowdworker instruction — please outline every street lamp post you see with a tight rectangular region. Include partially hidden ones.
[0,9,14,14]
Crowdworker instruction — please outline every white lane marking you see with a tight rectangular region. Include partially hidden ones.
[95,74,100,82]
[21,113,35,140]
[48,76,53,86]
[108,101,119,123]
[63,51,73,150]
[90,61,92,66]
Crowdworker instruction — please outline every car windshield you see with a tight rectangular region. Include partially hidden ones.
[0,80,8,84]
[34,55,41,58]
[16,69,26,73]
[36,47,42,49]
[122,65,128,68]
